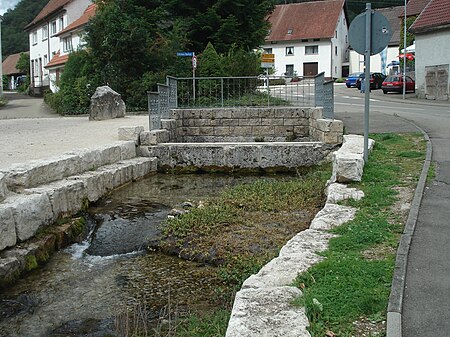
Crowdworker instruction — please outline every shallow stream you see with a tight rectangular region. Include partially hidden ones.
[0,174,269,337]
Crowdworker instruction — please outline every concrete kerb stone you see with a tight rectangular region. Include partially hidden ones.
[225,134,368,337]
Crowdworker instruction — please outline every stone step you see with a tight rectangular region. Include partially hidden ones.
[0,157,157,251]
[0,141,137,193]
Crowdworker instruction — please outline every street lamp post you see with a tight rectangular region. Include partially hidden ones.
[0,15,4,98]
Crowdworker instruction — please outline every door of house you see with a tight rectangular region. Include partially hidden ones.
[303,62,318,77]
[425,65,449,100]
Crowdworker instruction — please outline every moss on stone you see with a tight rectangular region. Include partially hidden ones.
[25,255,38,271]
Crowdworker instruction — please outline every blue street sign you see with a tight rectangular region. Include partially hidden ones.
[176,52,194,57]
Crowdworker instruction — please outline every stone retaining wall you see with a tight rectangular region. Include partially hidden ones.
[140,107,343,145]
[0,142,157,253]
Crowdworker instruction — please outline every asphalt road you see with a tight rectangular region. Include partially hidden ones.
[334,84,450,337]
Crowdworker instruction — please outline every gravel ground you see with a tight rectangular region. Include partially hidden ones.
[0,93,148,169]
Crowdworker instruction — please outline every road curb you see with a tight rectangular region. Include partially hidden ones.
[386,116,432,337]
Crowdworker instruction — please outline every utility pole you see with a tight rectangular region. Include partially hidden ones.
[403,0,407,99]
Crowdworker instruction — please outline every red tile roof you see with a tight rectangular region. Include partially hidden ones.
[57,3,96,36]
[400,0,432,17]
[266,0,346,42]
[376,6,403,46]
[25,0,72,30]
[410,0,450,32]
[2,52,28,75]
[45,50,69,68]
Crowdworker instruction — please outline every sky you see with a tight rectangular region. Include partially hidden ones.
[0,0,20,16]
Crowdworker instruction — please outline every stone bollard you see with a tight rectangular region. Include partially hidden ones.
[89,86,126,121]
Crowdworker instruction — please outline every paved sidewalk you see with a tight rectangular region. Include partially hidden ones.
[0,93,148,169]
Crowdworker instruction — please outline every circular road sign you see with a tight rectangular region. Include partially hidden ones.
[349,11,392,56]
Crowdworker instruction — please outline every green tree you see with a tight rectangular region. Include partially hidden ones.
[16,52,30,75]
[1,0,48,58]
[164,0,274,53]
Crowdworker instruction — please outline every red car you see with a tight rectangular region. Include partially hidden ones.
[382,75,415,94]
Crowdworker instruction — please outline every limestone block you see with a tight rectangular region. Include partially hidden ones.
[242,252,323,289]
[199,127,214,136]
[140,146,170,167]
[225,145,260,168]
[26,180,87,220]
[310,203,357,231]
[259,109,276,118]
[6,194,53,241]
[140,130,170,145]
[322,131,343,144]
[118,126,144,144]
[326,183,364,204]
[220,118,239,127]
[0,173,8,201]
[119,141,137,160]
[0,256,23,285]
[4,154,81,191]
[314,119,344,133]
[161,119,177,131]
[214,126,231,136]
[130,157,158,180]
[225,286,311,337]
[333,152,365,182]
[98,143,123,165]
[279,229,337,257]
[89,86,125,121]
[68,148,103,172]
[252,125,274,136]
[341,134,375,154]
[0,205,16,250]
[168,145,225,167]
[69,172,107,203]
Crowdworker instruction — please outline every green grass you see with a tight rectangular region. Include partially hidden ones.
[293,133,426,337]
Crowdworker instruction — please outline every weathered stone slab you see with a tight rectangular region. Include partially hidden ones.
[129,157,157,180]
[25,180,87,221]
[310,203,357,231]
[89,86,125,121]
[279,229,336,257]
[242,252,323,289]
[118,126,144,144]
[4,194,53,242]
[3,154,82,191]
[326,183,364,204]
[0,204,16,250]
[225,145,260,168]
[226,286,311,337]
[0,173,8,201]
[140,130,170,145]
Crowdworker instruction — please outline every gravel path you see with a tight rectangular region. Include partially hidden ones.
[0,93,148,169]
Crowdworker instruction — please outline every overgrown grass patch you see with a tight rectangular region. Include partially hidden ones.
[293,133,426,337]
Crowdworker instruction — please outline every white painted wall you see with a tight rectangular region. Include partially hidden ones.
[331,9,350,78]
[415,29,450,99]
[28,0,92,91]
[349,46,399,74]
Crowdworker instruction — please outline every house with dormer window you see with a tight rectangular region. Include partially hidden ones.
[261,0,349,78]
[25,0,92,95]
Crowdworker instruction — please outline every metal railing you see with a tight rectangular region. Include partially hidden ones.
[148,74,334,130]
[176,75,316,108]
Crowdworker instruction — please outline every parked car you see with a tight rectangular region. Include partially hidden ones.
[382,75,415,94]
[345,72,363,88]
[356,72,386,90]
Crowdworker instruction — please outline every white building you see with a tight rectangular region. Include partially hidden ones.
[410,0,450,100]
[261,0,349,79]
[25,0,92,95]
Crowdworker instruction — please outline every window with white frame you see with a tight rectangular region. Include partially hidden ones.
[286,46,294,56]
[59,17,64,30]
[42,25,48,40]
[63,37,73,53]
[32,31,38,45]
[335,46,338,56]
[51,21,57,35]
[264,48,272,54]
[305,45,318,55]
[34,59,39,75]
[44,55,48,66]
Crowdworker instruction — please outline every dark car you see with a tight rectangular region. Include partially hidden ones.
[356,72,386,90]
[382,75,415,94]
[345,72,363,88]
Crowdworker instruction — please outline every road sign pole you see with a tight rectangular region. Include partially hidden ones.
[192,53,196,103]
[364,3,372,163]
